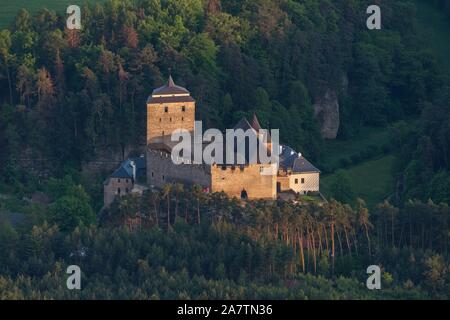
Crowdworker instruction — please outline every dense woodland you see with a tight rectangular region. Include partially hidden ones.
[0,0,450,299]
[0,0,444,166]
[0,183,449,299]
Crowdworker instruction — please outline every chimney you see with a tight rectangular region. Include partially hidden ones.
[130,161,136,182]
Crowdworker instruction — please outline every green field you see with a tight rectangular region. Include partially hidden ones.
[321,155,396,208]
[320,126,391,170]
[0,0,101,29]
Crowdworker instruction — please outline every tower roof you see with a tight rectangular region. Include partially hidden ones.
[148,75,194,104]
[250,113,271,142]
[152,75,190,96]
[279,145,320,173]
[251,113,262,132]
[233,117,254,132]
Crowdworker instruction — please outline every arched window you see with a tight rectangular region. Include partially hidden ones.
[241,189,248,200]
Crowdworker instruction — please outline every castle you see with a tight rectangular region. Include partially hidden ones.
[104,76,320,206]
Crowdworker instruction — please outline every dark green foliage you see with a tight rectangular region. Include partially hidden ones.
[0,0,442,178]
[1,192,449,299]
[399,87,450,203]
[329,170,355,204]
[1,0,450,300]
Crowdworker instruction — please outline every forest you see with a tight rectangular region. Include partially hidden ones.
[0,184,449,299]
[0,0,449,299]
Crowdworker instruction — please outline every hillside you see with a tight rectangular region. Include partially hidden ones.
[0,0,449,301]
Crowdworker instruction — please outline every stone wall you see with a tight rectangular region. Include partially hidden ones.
[211,164,277,200]
[276,173,290,192]
[146,149,211,188]
[147,101,195,144]
[104,177,134,207]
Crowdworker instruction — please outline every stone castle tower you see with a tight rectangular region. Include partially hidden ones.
[146,75,195,144]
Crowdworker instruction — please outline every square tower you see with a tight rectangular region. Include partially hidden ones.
[147,76,196,144]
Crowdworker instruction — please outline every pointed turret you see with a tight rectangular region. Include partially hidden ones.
[150,75,191,97]
[168,74,175,87]
[250,113,262,132]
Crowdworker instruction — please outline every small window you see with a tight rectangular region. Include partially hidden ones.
[182,117,184,121]
[162,131,164,136]
[151,172,154,177]
[170,117,172,122]
[162,175,165,181]
[301,178,305,184]
[125,179,128,183]
[118,188,121,195]
[295,178,298,184]
[159,118,162,122]
[182,106,186,112]
[164,106,168,112]
[118,179,121,183]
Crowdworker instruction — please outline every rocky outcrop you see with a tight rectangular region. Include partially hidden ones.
[313,89,340,140]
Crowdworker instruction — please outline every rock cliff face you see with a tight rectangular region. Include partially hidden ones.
[313,89,340,140]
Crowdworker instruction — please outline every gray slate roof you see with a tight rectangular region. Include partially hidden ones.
[110,156,146,179]
[148,76,193,104]
[152,75,190,95]
[279,145,320,173]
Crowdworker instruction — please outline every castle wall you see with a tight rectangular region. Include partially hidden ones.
[288,172,320,194]
[147,149,211,188]
[276,174,290,192]
[211,164,277,200]
[104,178,134,207]
[147,101,195,144]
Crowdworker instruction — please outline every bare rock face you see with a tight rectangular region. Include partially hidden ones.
[313,89,340,140]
